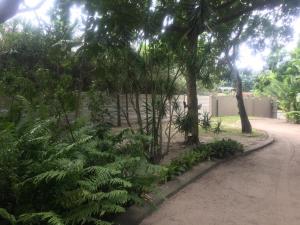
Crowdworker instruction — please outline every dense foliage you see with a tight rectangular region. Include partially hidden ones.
[286,111,300,124]
[255,43,300,115]
[162,139,244,181]
[0,1,299,224]
[0,116,162,225]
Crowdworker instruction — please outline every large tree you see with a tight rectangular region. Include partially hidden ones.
[216,6,298,133]
[2,0,300,142]
[159,0,300,143]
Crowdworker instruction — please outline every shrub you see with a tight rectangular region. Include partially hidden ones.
[162,139,243,182]
[200,112,212,131]
[213,120,222,134]
[206,139,244,159]
[286,111,300,124]
[161,149,209,181]
[0,120,162,225]
[174,113,194,134]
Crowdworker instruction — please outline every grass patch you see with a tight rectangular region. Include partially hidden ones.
[212,116,241,124]
[201,116,264,138]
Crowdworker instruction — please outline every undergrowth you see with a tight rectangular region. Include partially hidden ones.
[161,139,244,182]
[0,119,162,225]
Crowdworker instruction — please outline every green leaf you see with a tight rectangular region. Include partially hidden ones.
[0,208,17,225]
[19,212,64,225]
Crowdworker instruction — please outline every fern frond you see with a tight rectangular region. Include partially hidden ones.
[60,189,106,208]
[84,166,119,177]
[54,159,84,172]
[33,158,85,184]
[33,170,68,184]
[86,150,113,161]
[56,135,93,156]
[65,202,103,224]
[82,217,113,225]
[0,208,16,225]
[104,190,129,204]
[109,178,132,188]
[94,220,113,225]
[19,211,64,225]
[29,119,52,135]
[101,204,125,214]
[79,175,110,192]
[107,156,140,171]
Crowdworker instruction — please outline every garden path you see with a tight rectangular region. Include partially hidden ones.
[140,118,300,225]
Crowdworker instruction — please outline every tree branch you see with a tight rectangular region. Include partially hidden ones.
[0,0,46,24]
[216,0,295,25]
[0,0,22,24]
[18,0,46,13]
[211,0,240,10]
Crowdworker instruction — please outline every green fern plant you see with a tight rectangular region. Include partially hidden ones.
[0,208,17,225]
[0,119,162,225]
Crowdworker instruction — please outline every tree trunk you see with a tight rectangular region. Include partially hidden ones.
[145,93,150,134]
[116,93,121,127]
[166,97,173,154]
[124,93,131,126]
[75,90,81,119]
[225,49,252,134]
[233,65,252,133]
[75,69,83,119]
[135,92,143,132]
[185,32,199,144]
[150,91,160,162]
[121,93,132,128]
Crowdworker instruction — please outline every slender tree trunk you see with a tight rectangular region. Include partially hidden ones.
[148,83,163,162]
[116,93,121,127]
[135,92,143,132]
[145,93,150,134]
[74,90,81,119]
[121,93,132,128]
[75,70,83,119]
[58,98,76,142]
[185,32,199,144]
[236,73,252,133]
[229,60,252,133]
[166,97,173,154]
[124,93,131,126]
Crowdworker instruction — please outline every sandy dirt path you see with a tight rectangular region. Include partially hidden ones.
[140,119,300,225]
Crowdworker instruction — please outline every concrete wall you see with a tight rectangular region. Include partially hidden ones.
[210,95,275,118]
[80,94,211,126]
[0,94,275,126]
[83,94,275,127]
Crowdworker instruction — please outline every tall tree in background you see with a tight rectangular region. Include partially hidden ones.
[214,5,297,133]
[215,15,253,133]
[159,0,300,143]
[1,0,300,140]
[225,43,253,133]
